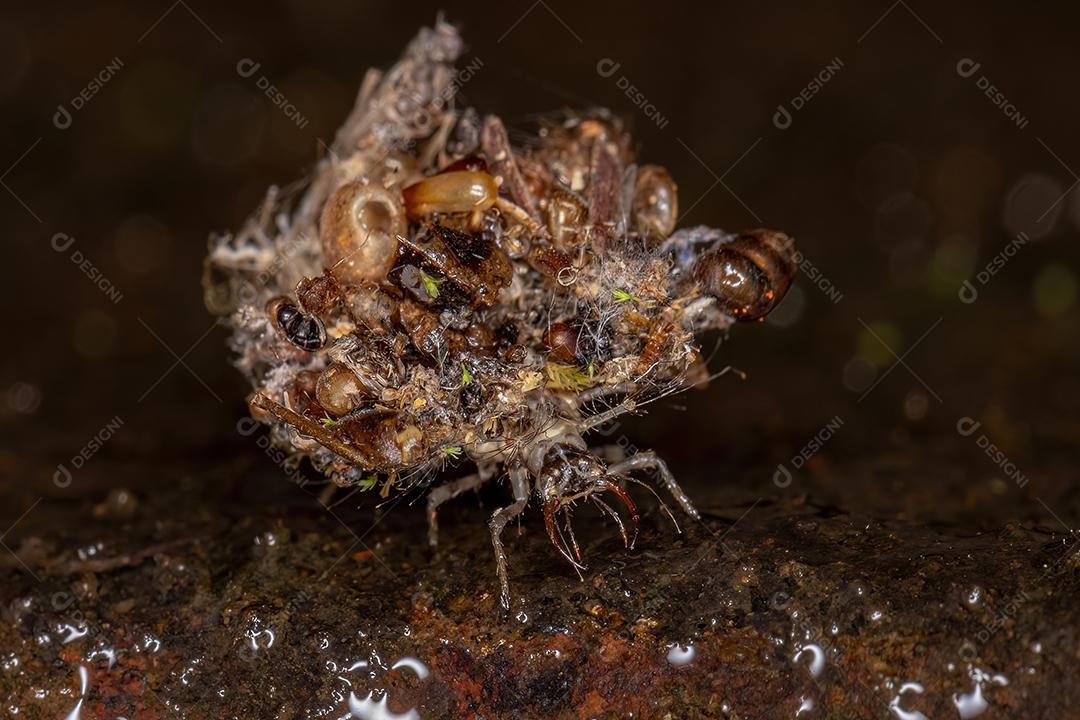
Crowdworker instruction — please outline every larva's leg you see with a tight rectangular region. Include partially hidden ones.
[577,381,637,404]
[426,471,487,547]
[608,451,699,520]
[490,464,529,611]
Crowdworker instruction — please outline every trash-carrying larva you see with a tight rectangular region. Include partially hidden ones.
[204,21,796,610]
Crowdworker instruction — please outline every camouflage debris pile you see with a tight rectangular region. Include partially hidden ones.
[204,20,795,605]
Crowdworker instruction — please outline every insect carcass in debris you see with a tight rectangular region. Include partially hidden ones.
[204,21,796,609]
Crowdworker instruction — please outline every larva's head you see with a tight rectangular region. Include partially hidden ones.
[535,445,639,568]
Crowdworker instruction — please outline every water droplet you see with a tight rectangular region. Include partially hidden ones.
[87,647,115,669]
[141,634,162,653]
[391,657,429,680]
[62,666,89,720]
[953,682,987,719]
[794,644,825,679]
[666,643,695,666]
[889,681,928,720]
[347,690,420,720]
[246,628,274,651]
[58,624,88,645]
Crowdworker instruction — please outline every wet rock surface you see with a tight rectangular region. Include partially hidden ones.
[2,451,1077,719]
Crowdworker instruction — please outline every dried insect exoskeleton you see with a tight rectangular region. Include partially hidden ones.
[401,170,498,220]
[632,165,678,242]
[691,228,797,320]
[205,21,797,611]
[267,296,327,352]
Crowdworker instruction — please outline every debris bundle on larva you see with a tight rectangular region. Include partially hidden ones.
[204,21,795,608]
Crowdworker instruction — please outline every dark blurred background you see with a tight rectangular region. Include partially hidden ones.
[2,1,1078,531]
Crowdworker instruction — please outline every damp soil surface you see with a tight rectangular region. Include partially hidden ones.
[1,436,1077,720]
